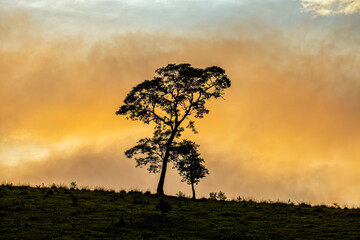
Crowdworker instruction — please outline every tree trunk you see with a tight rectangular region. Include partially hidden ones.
[191,182,196,200]
[156,126,178,195]
[156,156,168,195]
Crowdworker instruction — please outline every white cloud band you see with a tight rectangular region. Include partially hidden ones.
[301,0,360,15]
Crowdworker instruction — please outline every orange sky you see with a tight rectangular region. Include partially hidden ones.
[1,2,360,206]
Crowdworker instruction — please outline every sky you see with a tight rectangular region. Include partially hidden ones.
[1,0,360,206]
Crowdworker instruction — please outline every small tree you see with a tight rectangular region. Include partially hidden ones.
[209,192,217,200]
[117,63,230,195]
[217,191,227,201]
[69,181,77,190]
[175,140,209,200]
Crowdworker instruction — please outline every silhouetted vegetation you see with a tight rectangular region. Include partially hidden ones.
[2,184,360,239]
[116,63,231,195]
[209,191,227,201]
[174,140,209,199]
[69,181,77,190]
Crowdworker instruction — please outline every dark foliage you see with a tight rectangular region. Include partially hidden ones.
[124,131,175,174]
[116,63,231,195]
[174,140,209,199]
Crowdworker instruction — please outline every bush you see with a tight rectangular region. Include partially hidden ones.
[69,181,77,190]
[209,191,227,201]
[217,191,227,201]
[209,192,217,200]
[176,191,186,198]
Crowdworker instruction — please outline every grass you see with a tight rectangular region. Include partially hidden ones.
[1,184,360,239]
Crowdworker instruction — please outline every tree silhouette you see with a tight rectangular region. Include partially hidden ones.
[175,140,209,200]
[124,130,178,174]
[116,63,231,195]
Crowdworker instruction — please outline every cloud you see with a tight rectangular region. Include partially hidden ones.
[301,0,360,15]
[1,6,360,205]
[1,0,301,40]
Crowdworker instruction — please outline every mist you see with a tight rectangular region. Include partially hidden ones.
[1,6,360,206]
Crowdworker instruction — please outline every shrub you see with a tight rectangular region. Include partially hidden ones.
[209,192,217,200]
[176,191,186,198]
[69,181,77,190]
[217,191,227,201]
[209,191,227,201]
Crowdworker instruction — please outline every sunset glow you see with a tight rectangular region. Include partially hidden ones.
[1,0,360,206]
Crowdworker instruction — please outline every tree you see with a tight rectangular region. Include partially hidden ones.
[175,140,209,199]
[116,63,231,195]
[124,129,178,174]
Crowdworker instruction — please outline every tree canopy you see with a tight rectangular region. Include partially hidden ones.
[174,140,209,199]
[116,63,231,195]
[124,130,177,174]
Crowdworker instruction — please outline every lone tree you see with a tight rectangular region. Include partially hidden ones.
[175,140,209,199]
[116,63,231,195]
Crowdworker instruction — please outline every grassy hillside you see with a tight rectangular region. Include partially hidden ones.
[1,184,360,239]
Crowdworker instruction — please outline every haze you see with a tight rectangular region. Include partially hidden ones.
[1,0,360,206]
